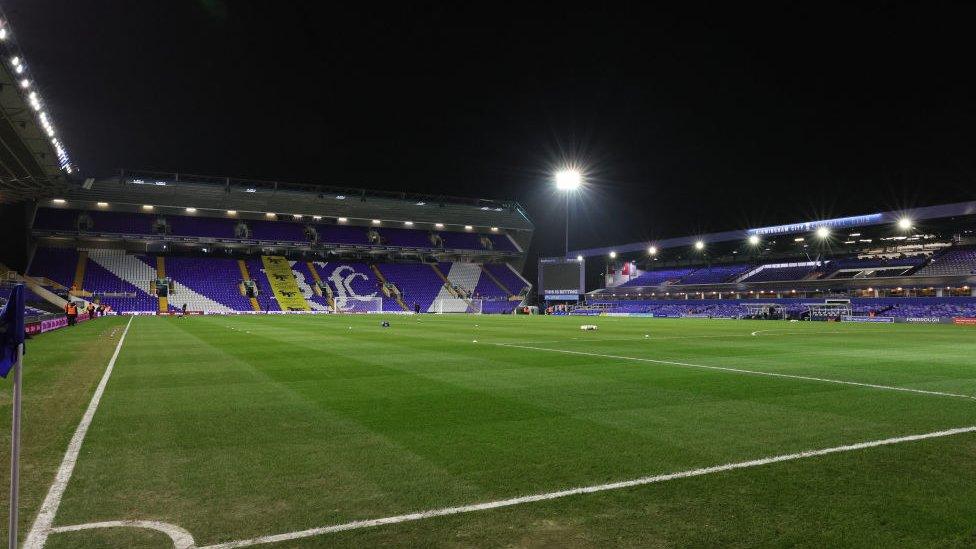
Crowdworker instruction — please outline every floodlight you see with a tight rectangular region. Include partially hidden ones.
[185,207,196,213]
[19,78,28,88]
[337,217,348,222]
[404,221,413,226]
[265,212,275,218]
[694,241,705,250]
[897,217,912,230]
[96,202,108,208]
[490,227,498,232]
[312,215,322,220]
[748,234,760,245]
[434,223,444,228]
[293,214,303,220]
[52,198,65,204]
[227,210,237,215]
[576,255,583,261]
[372,219,381,225]
[554,169,582,191]
[816,226,830,239]
[609,251,617,258]
[464,225,473,230]
[648,246,657,255]
[142,205,153,211]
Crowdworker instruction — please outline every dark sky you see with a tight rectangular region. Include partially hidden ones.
[7,2,975,269]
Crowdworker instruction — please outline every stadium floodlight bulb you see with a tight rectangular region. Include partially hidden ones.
[577,255,584,261]
[695,241,705,250]
[185,207,196,213]
[404,221,413,226]
[554,168,582,191]
[266,212,276,218]
[490,227,499,232]
[434,223,444,228]
[464,225,473,230]
[97,202,108,207]
[142,205,153,211]
[226,210,237,215]
[748,234,760,245]
[648,246,658,255]
[19,78,29,88]
[816,226,830,239]
[372,219,381,225]
[337,217,348,222]
[293,214,303,219]
[609,251,617,258]
[898,217,912,230]
[52,198,65,204]
[0,28,7,41]
[313,215,322,220]
[10,56,20,65]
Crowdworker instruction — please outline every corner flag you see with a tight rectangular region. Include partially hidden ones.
[0,284,25,378]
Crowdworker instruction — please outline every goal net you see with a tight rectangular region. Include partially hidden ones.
[333,297,384,314]
[433,298,482,314]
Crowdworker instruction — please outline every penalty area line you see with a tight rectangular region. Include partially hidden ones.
[493,343,976,401]
[24,315,135,549]
[198,424,976,548]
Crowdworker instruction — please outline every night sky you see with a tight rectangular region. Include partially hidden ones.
[7,2,975,271]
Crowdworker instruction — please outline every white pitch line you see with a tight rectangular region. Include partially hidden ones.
[50,520,195,549]
[24,315,135,549]
[198,425,976,548]
[494,343,976,401]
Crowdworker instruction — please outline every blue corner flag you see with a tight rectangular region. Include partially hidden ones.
[0,284,26,378]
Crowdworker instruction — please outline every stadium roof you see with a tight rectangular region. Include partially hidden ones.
[573,200,976,258]
[52,170,535,231]
[0,9,74,203]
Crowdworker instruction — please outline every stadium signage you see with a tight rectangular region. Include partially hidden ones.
[748,213,883,237]
[953,317,976,325]
[902,317,945,324]
[841,315,894,323]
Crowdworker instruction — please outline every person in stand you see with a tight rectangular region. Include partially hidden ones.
[413,301,421,314]
[182,303,188,318]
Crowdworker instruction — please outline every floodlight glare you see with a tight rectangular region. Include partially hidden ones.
[694,241,705,250]
[898,217,912,230]
[748,234,760,245]
[576,255,584,262]
[185,207,196,213]
[337,217,348,222]
[554,169,582,191]
[816,226,830,239]
[97,202,109,208]
[609,251,617,258]
[648,246,658,255]
[434,223,444,228]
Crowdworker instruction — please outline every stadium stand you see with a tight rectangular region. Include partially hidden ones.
[26,247,524,314]
[915,247,976,276]
[32,207,520,254]
[677,264,753,284]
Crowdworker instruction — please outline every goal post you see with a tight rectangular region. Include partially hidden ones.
[333,297,384,314]
[433,298,482,314]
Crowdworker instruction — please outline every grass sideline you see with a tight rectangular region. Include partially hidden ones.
[6,314,976,547]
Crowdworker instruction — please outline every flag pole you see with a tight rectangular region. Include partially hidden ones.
[8,342,23,548]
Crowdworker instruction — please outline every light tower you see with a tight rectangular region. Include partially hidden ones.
[554,168,582,258]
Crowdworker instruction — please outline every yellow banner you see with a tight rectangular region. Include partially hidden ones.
[261,256,310,311]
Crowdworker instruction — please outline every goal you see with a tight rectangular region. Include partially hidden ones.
[333,297,384,314]
[433,298,482,314]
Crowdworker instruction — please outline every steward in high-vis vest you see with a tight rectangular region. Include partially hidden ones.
[65,301,78,326]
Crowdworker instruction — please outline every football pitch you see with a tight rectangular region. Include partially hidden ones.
[3,314,976,547]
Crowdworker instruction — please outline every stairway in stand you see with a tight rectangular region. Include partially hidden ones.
[371,264,409,311]
[479,264,514,298]
[237,260,261,311]
[156,256,168,312]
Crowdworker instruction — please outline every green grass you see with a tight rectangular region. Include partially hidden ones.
[4,314,976,547]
